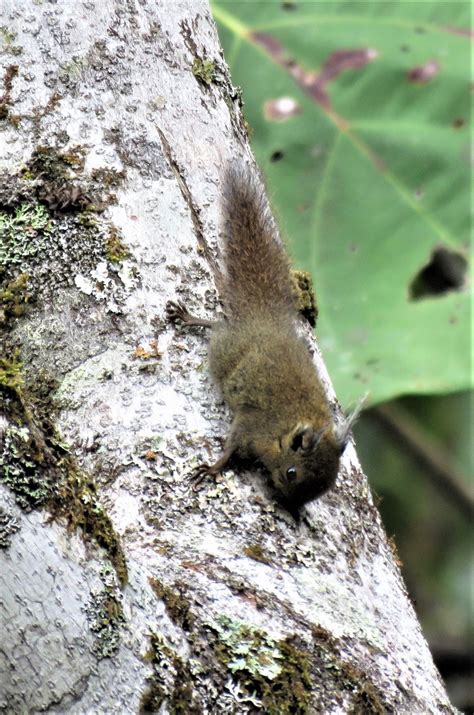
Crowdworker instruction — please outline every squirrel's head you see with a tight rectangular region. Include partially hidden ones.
[270,399,365,511]
[270,422,342,509]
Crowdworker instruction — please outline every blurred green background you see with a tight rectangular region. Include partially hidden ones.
[211,1,472,709]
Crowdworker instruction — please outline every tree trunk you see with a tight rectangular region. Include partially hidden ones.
[0,1,455,713]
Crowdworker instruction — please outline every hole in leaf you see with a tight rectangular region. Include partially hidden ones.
[270,150,284,162]
[409,247,468,300]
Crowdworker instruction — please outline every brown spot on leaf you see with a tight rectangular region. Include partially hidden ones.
[443,25,474,38]
[452,117,465,129]
[264,96,301,122]
[252,31,284,57]
[409,246,468,300]
[317,49,378,87]
[407,59,440,84]
[298,48,378,110]
[251,32,377,112]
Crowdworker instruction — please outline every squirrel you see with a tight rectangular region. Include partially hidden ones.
[166,166,364,512]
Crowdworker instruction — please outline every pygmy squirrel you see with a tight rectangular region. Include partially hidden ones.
[167,166,363,512]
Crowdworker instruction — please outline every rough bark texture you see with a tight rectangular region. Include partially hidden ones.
[0,1,455,713]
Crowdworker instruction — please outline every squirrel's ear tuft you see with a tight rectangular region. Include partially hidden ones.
[335,393,368,452]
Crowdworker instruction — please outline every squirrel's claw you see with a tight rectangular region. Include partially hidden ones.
[166,300,189,324]
[191,446,234,490]
[191,463,217,490]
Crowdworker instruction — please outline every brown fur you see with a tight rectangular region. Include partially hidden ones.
[168,166,349,511]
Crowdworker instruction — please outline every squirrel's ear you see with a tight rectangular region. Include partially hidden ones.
[290,424,311,451]
[335,393,368,452]
[291,424,320,452]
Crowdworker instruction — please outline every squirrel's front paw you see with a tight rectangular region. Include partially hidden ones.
[191,463,216,490]
[166,300,189,324]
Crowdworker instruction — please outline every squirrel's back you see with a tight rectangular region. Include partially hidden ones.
[221,167,296,320]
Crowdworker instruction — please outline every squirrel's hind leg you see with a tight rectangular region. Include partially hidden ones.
[166,300,216,329]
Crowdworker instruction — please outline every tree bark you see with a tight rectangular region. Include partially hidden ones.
[0,1,455,713]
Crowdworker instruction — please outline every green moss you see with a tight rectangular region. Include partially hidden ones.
[333,660,386,715]
[51,465,128,586]
[311,624,387,714]
[0,423,52,510]
[85,563,125,658]
[0,197,103,296]
[291,269,318,328]
[77,208,97,227]
[90,167,126,189]
[0,202,52,268]
[60,146,87,169]
[0,146,131,297]
[13,146,125,216]
[0,359,128,585]
[149,577,194,631]
[0,350,23,391]
[243,542,272,564]
[270,637,313,714]
[192,57,216,85]
[0,27,16,45]
[209,615,312,713]
[350,678,386,715]
[59,57,86,79]
[0,28,22,56]
[0,146,129,585]
[140,633,200,714]
[140,682,164,713]
[20,146,93,212]
[25,144,85,177]
[105,226,129,263]
[0,273,32,325]
[0,506,20,548]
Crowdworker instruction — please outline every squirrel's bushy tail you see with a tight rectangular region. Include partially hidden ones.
[221,165,296,320]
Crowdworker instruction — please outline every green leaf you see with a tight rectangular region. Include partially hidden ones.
[212,1,471,407]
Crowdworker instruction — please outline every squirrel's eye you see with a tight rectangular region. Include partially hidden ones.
[286,467,297,482]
